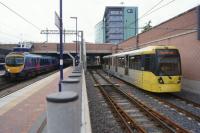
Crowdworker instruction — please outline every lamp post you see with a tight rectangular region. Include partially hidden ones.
[70,17,78,65]
[59,0,63,92]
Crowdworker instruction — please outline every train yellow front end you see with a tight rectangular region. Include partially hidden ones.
[142,72,181,93]
[5,53,25,74]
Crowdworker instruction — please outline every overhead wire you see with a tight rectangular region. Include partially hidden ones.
[0,1,41,31]
[138,0,165,21]
[128,0,176,31]
[128,0,166,27]
[144,0,176,17]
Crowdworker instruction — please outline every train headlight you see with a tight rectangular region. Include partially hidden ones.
[158,77,164,84]
[7,69,10,72]
[177,77,181,84]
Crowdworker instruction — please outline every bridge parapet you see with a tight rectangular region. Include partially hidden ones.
[32,43,113,54]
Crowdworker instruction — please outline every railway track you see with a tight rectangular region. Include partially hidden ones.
[103,70,200,123]
[0,77,18,96]
[151,93,200,123]
[101,70,200,132]
[90,70,189,133]
[0,70,58,98]
[170,94,200,108]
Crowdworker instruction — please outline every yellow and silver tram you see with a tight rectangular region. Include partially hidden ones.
[103,46,182,93]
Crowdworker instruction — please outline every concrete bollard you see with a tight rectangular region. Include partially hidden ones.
[62,78,80,83]
[46,91,79,133]
[61,78,80,92]
[68,73,82,78]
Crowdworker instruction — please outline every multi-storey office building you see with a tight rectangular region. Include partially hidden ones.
[95,6,138,44]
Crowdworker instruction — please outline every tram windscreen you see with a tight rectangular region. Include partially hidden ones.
[156,49,181,76]
[6,56,24,66]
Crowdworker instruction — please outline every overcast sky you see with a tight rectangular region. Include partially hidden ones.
[0,0,199,43]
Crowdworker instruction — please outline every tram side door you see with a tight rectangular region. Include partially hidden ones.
[125,55,129,75]
[115,57,118,72]
[108,57,111,69]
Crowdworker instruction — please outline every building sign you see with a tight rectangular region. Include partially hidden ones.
[127,9,133,13]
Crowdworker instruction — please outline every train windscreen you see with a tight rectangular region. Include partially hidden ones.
[156,49,181,76]
[6,56,24,67]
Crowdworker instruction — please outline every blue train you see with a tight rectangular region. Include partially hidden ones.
[5,52,58,78]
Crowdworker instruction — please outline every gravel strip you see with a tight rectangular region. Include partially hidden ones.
[174,90,200,104]
[154,94,200,117]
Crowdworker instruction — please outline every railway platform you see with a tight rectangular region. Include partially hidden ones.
[0,66,91,133]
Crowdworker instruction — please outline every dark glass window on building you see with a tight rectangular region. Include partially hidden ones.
[109,16,123,21]
[108,34,123,39]
[127,9,133,13]
[110,10,123,15]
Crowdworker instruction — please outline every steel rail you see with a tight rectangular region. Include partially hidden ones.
[104,70,200,122]
[152,95,200,122]
[170,94,200,108]
[97,71,189,133]
[90,71,146,133]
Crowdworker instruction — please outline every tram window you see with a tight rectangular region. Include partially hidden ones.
[113,57,117,66]
[118,57,125,67]
[111,57,114,66]
[109,58,112,65]
[129,55,142,70]
[135,56,142,70]
[104,59,106,65]
[144,54,155,72]
[106,58,109,65]
[129,56,134,69]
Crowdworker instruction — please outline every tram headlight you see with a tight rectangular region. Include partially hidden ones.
[177,77,181,84]
[158,77,164,84]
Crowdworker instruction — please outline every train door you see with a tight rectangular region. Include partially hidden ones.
[108,57,111,69]
[112,57,114,70]
[137,55,143,88]
[125,55,129,75]
[115,57,118,72]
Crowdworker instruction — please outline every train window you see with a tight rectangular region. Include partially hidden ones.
[144,54,155,72]
[108,58,112,66]
[156,49,181,76]
[106,58,108,65]
[113,57,117,66]
[112,57,114,66]
[129,55,142,70]
[41,59,44,66]
[32,58,36,66]
[157,55,181,76]
[135,56,142,70]
[104,59,106,65]
[25,57,31,66]
[6,56,24,66]
[129,56,134,69]
[118,57,125,68]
